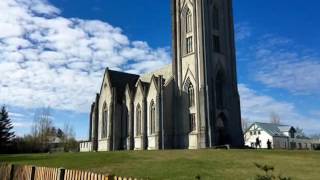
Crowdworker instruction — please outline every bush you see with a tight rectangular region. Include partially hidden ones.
[254,163,292,180]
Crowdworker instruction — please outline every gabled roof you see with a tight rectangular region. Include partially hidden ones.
[108,69,140,91]
[134,79,150,98]
[248,122,294,137]
[100,68,140,103]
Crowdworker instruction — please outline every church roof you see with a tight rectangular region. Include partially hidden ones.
[249,122,295,137]
[107,69,140,102]
[140,64,172,82]
[135,79,150,96]
[108,69,140,90]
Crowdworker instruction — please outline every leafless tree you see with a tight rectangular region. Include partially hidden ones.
[30,107,55,151]
[310,134,320,140]
[242,117,251,142]
[270,112,281,124]
[295,127,306,137]
[241,117,250,132]
[63,120,75,141]
[62,120,78,152]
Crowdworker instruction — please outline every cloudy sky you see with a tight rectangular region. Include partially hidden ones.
[0,0,319,139]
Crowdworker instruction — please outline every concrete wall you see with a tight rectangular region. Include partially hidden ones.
[124,87,134,150]
[146,79,160,150]
[273,136,289,149]
[97,73,113,151]
[133,83,147,150]
[79,142,92,152]
[163,78,174,149]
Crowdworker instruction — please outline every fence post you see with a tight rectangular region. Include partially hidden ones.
[9,164,15,180]
[105,174,114,180]
[58,168,65,180]
[30,166,36,180]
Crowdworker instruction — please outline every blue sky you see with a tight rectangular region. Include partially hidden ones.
[0,0,319,140]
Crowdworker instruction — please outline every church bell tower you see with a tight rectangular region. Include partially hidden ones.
[172,0,244,148]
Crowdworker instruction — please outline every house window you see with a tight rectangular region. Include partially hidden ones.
[250,131,253,135]
[186,9,193,33]
[189,113,196,132]
[258,131,261,135]
[213,35,221,53]
[186,36,193,54]
[188,83,195,107]
[213,6,219,30]
[136,104,142,136]
[254,131,256,135]
[150,101,156,134]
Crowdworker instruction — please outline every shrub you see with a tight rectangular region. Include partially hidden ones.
[254,163,292,180]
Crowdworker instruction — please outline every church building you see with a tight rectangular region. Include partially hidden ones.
[80,0,244,152]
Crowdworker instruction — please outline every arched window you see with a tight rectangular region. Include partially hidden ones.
[216,71,224,109]
[186,9,192,33]
[185,80,196,132]
[136,104,142,136]
[188,83,195,107]
[102,104,108,138]
[185,8,193,54]
[213,6,219,30]
[150,101,156,134]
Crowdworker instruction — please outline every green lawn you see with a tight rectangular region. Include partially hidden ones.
[0,149,319,180]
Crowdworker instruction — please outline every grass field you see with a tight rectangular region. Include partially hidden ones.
[0,149,319,180]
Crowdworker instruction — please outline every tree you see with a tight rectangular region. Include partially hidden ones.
[241,117,250,132]
[0,106,15,150]
[242,118,251,142]
[295,127,306,137]
[30,107,55,151]
[310,134,320,139]
[62,121,78,152]
[270,112,281,124]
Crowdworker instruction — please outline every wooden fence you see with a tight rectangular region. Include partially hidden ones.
[0,164,144,180]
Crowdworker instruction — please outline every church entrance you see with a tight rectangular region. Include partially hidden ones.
[215,114,228,146]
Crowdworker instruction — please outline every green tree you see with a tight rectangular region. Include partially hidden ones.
[0,106,15,151]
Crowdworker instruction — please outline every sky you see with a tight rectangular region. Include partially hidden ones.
[0,0,319,140]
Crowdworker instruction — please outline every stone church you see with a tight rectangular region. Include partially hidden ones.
[80,0,244,152]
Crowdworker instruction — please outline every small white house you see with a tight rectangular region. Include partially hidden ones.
[244,122,316,150]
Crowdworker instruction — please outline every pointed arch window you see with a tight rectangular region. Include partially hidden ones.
[213,5,219,30]
[186,9,193,33]
[102,103,108,138]
[184,8,193,55]
[188,83,195,107]
[136,104,142,136]
[150,100,156,134]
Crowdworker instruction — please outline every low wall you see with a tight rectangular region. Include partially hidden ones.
[0,163,144,180]
[80,141,92,152]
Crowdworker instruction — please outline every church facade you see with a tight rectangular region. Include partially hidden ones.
[80,0,244,152]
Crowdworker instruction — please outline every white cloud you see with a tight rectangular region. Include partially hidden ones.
[235,23,251,41]
[239,84,320,134]
[0,0,171,112]
[251,35,320,95]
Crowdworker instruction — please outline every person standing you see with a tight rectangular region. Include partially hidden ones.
[267,139,272,149]
[256,137,261,149]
